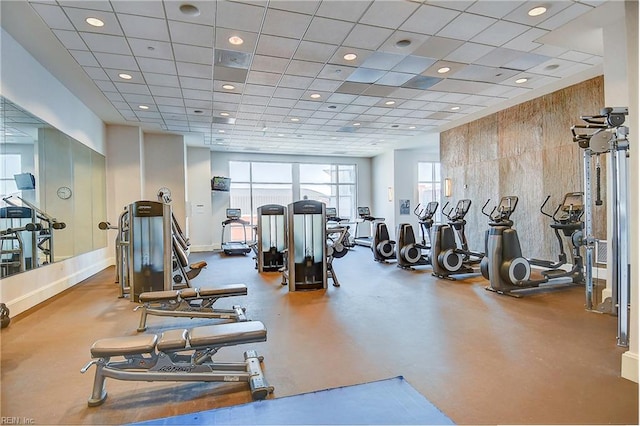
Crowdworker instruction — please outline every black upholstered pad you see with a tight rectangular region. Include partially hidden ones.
[91,334,158,358]
[189,321,266,348]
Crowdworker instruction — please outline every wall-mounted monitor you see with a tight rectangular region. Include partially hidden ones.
[14,172,35,190]
[211,176,231,192]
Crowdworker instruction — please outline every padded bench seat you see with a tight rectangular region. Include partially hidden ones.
[90,321,266,358]
[139,284,248,303]
[91,334,158,358]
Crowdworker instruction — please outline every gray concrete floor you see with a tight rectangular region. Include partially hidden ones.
[1,246,637,425]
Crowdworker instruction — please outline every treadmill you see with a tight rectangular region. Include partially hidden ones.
[221,208,252,255]
[353,207,384,248]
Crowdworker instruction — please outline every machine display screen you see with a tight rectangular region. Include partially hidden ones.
[357,207,370,216]
[226,208,241,219]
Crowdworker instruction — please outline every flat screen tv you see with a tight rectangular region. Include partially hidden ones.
[211,176,231,192]
[14,172,36,190]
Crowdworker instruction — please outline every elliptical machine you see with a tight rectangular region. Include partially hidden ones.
[483,193,585,297]
[371,222,396,263]
[395,201,438,270]
[430,199,486,280]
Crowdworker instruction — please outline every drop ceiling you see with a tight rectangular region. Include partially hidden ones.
[1,0,612,157]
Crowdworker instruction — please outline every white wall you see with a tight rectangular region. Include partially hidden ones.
[371,150,395,234]
[186,147,214,251]
[0,29,109,316]
[209,151,371,249]
[143,133,187,227]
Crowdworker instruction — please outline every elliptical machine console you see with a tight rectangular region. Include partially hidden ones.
[483,192,585,296]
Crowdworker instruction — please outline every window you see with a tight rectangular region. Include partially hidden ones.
[300,164,356,220]
[0,154,21,195]
[417,162,441,220]
[228,161,357,229]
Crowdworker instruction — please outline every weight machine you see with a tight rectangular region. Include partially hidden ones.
[256,204,286,272]
[571,107,630,347]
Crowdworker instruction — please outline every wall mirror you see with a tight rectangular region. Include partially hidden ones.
[0,96,107,278]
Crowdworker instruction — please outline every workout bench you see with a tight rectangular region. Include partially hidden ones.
[135,284,249,332]
[81,321,274,406]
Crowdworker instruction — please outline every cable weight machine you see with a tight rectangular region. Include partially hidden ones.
[571,107,630,347]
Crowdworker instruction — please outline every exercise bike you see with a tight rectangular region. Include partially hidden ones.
[483,192,585,297]
[395,201,438,270]
[430,199,487,280]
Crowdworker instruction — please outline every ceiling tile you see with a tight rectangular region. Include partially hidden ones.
[279,75,314,90]
[262,8,312,39]
[475,47,525,67]
[400,5,460,35]
[317,64,356,81]
[269,98,298,108]
[304,17,354,45]
[422,60,466,77]
[360,52,406,71]
[215,1,266,33]
[412,36,464,59]
[286,60,324,78]
[269,0,320,15]
[172,43,213,65]
[308,79,343,92]
[437,12,497,41]
[502,53,550,71]
[346,68,386,84]
[359,1,420,29]
[143,72,180,87]
[111,1,165,18]
[155,96,188,106]
[79,33,131,55]
[178,76,211,90]
[445,42,495,63]
[30,3,78,31]
[392,55,436,74]
[52,30,88,50]
[181,88,211,101]
[293,41,338,63]
[127,38,174,60]
[452,64,519,83]
[243,84,275,97]
[352,96,382,106]
[389,87,424,99]
[247,70,281,86]
[343,24,394,50]
[69,50,100,67]
[375,72,414,87]
[251,55,290,74]
[94,80,117,92]
[213,66,249,83]
[175,59,213,78]
[114,82,151,95]
[273,87,305,99]
[335,82,370,95]
[94,52,139,70]
[256,35,300,59]
[539,3,593,31]
[401,75,442,90]
[148,85,182,97]
[503,28,548,52]
[471,20,529,47]
[429,79,496,95]
[465,1,524,18]
[377,30,431,55]
[168,21,214,48]
[136,57,176,74]
[117,14,170,41]
[315,0,371,21]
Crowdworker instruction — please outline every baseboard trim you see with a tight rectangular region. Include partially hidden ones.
[621,351,639,383]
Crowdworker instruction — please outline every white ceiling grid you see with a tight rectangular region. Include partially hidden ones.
[25,0,606,157]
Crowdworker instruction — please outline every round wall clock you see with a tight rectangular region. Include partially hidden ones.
[57,186,72,199]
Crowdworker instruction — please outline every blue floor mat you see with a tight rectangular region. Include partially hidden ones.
[132,376,454,425]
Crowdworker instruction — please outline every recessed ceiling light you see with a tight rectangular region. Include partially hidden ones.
[353,122,361,126]
[528,6,547,16]
[451,106,460,111]
[118,73,132,80]
[437,67,451,74]
[138,105,149,110]
[331,137,337,140]
[179,4,200,16]
[228,36,244,45]
[310,93,321,99]
[290,118,300,122]
[220,112,230,116]
[409,126,416,129]
[222,84,235,90]
[218,130,225,133]
[343,53,357,61]
[85,17,104,27]
[278,133,284,137]
[515,78,528,84]
[385,100,396,105]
